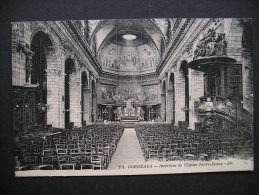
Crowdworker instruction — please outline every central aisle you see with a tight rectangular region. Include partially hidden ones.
[108,128,145,170]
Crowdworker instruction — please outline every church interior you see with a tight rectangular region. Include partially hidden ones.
[12,18,254,171]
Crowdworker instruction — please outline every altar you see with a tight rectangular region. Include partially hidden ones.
[116,99,142,121]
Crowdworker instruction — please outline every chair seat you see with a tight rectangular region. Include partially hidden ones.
[60,163,75,170]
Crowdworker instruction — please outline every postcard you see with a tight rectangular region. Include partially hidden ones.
[13,18,253,176]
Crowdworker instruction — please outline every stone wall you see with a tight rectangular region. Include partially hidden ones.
[12,21,98,128]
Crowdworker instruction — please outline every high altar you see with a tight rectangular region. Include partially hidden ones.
[117,99,142,121]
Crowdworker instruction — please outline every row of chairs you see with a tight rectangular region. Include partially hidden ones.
[135,124,253,161]
[16,124,124,170]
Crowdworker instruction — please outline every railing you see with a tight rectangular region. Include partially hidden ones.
[198,96,241,122]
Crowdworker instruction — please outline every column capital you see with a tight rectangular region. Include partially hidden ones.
[46,68,62,76]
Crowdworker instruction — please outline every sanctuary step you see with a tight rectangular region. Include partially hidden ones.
[120,120,140,122]
[121,116,139,120]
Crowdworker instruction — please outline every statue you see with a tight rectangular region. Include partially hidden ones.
[193,28,228,60]
[17,43,34,83]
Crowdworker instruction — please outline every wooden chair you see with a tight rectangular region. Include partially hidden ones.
[91,154,103,170]
[81,164,95,170]
[41,156,54,165]
[37,164,53,170]
[55,144,67,149]
[60,164,75,170]
[148,149,159,160]
[57,155,70,164]
[18,164,36,171]
[69,148,79,156]
[56,149,68,155]
[167,155,182,161]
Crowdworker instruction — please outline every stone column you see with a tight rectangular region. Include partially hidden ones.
[92,93,97,122]
[69,71,82,127]
[166,89,174,123]
[46,68,63,128]
[188,69,204,129]
[174,73,186,125]
[242,51,253,114]
[82,88,90,124]
[161,93,166,121]
[90,78,97,123]
[12,22,27,86]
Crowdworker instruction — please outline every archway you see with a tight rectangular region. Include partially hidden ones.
[180,61,189,123]
[91,80,97,122]
[64,58,75,128]
[167,73,175,124]
[161,80,166,121]
[30,31,56,125]
[81,71,90,125]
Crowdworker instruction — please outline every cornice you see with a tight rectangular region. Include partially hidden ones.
[64,21,103,76]
[157,19,213,77]
[48,19,215,82]
[156,19,193,75]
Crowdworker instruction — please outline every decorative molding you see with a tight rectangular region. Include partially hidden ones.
[192,71,203,77]
[156,19,193,74]
[182,42,193,60]
[60,38,73,55]
[212,18,222,26]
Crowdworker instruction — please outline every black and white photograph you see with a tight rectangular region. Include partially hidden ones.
[12,18,254,177]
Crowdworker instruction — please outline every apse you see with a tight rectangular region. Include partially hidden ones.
[91,19,165,75]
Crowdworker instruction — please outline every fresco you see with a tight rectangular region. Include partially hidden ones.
[99,85,116,103]
[98,85,159,104]
[116,86,142,100]
[98,43,159,71]
[143,85,158,102]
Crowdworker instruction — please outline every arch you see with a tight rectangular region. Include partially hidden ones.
[30,31,57,125]
[81,71,90,125]
[180,60,189,123]
[30,26,61,60]
[64,55,79,71]
[64,58,76,128]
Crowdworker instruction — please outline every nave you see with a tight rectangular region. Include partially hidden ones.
[15,123,253,171]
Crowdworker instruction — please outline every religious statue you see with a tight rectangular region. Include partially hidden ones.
[17,42,34,83]
[193,28,227,60]
[117,107,122,119]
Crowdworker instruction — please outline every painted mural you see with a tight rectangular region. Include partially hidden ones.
[98,84,159,104]
[143,85,158,102]
[98,43,159,71]
[99,85,116,103]
[116,87,143,101]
